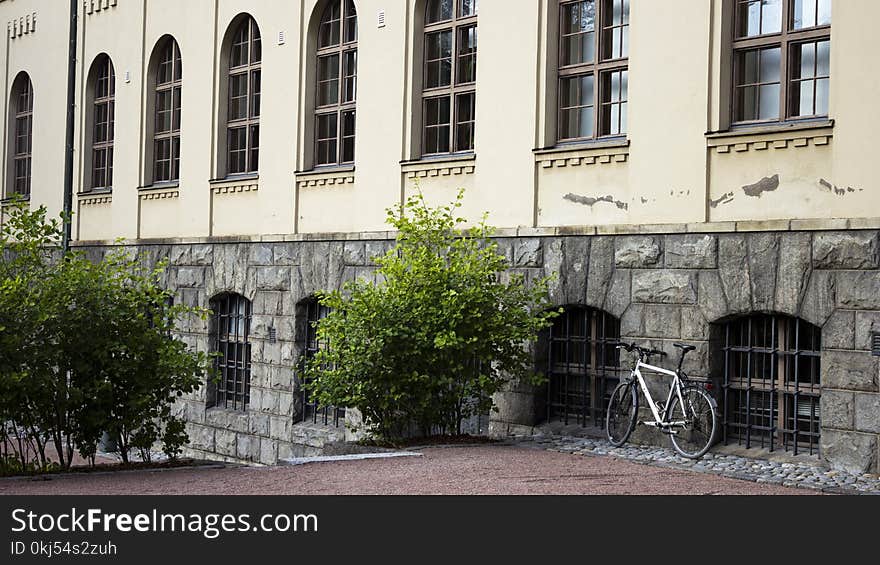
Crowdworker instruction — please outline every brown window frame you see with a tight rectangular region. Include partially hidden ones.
[731,0,831,126]
[421,0,478,157]
[90,55,115,191]
[557,0,630,144]
[315,0,358,167]
[210,293,252,411]
[226,17,261,176]
[153,38,182,184]
[10,74,33,198]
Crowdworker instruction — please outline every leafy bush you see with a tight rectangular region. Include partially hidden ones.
[0,198,211,473]
[304,190,557,439]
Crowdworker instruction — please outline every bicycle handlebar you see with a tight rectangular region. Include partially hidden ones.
[610,341,667,359]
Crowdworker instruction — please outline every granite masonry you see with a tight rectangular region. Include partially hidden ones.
[74,228,880,474]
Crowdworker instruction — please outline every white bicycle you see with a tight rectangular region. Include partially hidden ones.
[605,341,718,459]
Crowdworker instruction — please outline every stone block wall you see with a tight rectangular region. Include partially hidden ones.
[76,228,880,472]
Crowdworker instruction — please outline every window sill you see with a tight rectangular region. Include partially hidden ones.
[534,138,629,168]
[209,175,259,195]
[707,119,833,153]
[296,166,355,188]
[1,195,31,205]
[78,191,113,205]
[401,153,476,179]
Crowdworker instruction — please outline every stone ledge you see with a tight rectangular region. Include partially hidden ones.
[295,167,355,189]
[78,192,113,206]
[139,185,180,200]
[707,120,834,154]
[401,154,475,179]
[535,139,629,168]
[209,176,259,195]
[68,218,880,246]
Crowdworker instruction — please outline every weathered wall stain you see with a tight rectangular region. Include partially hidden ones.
[743,174,780,198]
[819,178,863,196]
[564,193,629,211]
[710,191,735,208]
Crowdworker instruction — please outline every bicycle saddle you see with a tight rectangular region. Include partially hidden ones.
[673,343,696,352]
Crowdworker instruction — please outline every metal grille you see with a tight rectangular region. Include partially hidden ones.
[300,299,345,427]
[212,294,252,411]
[721,314,821,455]
[872,332,880,357]
[546,306,621,427]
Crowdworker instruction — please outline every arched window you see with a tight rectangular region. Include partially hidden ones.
[225,16,261,176]
[210,293,252,411]
[314,0,358,166]
[717,314,821,455]
[89,55,115,191]
[557,0,629,143]
[544,306,621,426]
[421,0,478,156]
[150,37,182,184]
[8,72,33,197]
[296,297,344,426]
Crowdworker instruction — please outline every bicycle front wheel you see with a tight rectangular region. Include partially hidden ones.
[669,386,717,459]
[606,381,638,447]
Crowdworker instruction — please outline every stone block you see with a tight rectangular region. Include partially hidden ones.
[854,393,880,433]
[278,391,294,416]
[681,307,709,340]
[632,271,696,304]
[800,271,836,328]
[514,238,544,268]
[615,236,662,268]
[342,241,366,266]
[236,434,260,462]
[775,232,811,316]
[821,390,854,430]
[176,267,205,288]
[249,413,271,436]
[620,304,644,337]
[813,232,879,270]
[822,350,879,392]
[604,270,631,318]
[256,267,291,291]
[260,439,279,465]
[273,243,299,266]
[821,429,878,474]
[215,429,237,457]
[187,424,215,452]
[643,304,682,338]
[837,272,880,310]
[718,235,751,314]
[248,244,274,266]
[492,392,538,426]
[270,415,292,441]
[822,310,855,350]
[586,237,614,308]
[664,235,717,269]
[253,291,283,316]
[747,233,779,312]
[855,311,880,351]
[697,271,727,324]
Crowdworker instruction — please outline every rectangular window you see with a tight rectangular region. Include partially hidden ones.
[425,30,453,89]
[315,113,338,166]
[455,92,476,152]
[424,96,451,154]
[731,0,831,125]
[557,0,628,143]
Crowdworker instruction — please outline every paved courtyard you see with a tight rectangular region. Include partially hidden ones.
[0,442,836,496]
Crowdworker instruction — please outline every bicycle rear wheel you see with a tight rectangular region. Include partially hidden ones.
[606,381,638,447]
[668,386,717,459]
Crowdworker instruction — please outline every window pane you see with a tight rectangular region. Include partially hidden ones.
[342,110,356,163]
[249,125,259,171]
[460,0,478,17]
[758,83,780,120]
[793,0,830,29]
[561,1,595,66]
[228,73,248,120]
[816,39,830,77]
[344,0,358,43]
[455,92,475,151]
[815,77,829,116]
[456,25,477,84]
[250,70,261,117]
[343,50,358,102]
[737,0,781,37]
[425,31,453,88]
[426,0,453,24]
[319,2,341,48]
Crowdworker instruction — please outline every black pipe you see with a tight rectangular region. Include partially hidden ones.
[61,0,78,253]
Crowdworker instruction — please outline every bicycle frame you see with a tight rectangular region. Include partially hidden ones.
[630,360,688,429]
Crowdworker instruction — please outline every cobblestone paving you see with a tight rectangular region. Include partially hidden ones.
[514,436,880,495]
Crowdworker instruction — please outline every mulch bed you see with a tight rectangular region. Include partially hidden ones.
[3,458,221,480]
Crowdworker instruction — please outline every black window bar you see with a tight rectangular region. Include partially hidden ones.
[300,298,345,427]
[546,306,621,427]
[721,314,821,456]
[212,294,252,411]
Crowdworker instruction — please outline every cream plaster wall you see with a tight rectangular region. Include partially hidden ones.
[0,0,878,240]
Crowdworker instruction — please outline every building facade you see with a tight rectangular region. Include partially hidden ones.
[0,0,878,473]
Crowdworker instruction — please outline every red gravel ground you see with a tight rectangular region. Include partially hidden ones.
[0,445,819,495]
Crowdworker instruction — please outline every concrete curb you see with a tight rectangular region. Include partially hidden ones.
[279,452,423,466]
